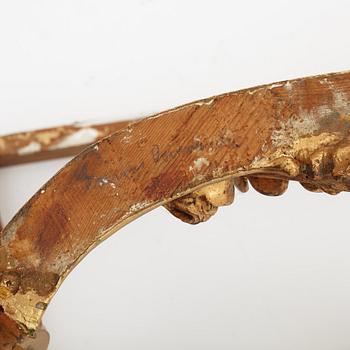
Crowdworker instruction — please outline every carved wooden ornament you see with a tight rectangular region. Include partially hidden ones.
[1,71,350,349]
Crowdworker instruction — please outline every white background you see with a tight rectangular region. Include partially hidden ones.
[1,1,350,349]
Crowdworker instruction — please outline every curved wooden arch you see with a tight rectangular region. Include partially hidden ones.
[1,71,350,349]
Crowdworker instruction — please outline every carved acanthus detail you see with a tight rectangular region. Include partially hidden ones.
[164,179,235,224]
[165,131,350,225]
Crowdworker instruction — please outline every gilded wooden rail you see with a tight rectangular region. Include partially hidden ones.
[1,71,350,349]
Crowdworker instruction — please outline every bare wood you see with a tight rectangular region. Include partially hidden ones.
[1,71,350,348]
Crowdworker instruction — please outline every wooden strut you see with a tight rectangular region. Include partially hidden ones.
[1,71,350,349]
[0,120,134,167]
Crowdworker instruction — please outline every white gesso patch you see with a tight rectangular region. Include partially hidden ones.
[190,157,210,172]
[50,128,100,150]
[194,98,215,107]
[269,82,284,89]
[18,141,42,155]
[129,201,149,213]
[271,115,319,148]
[332,90,350,114]
[99,178,116,189]
[284,81,293,91]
